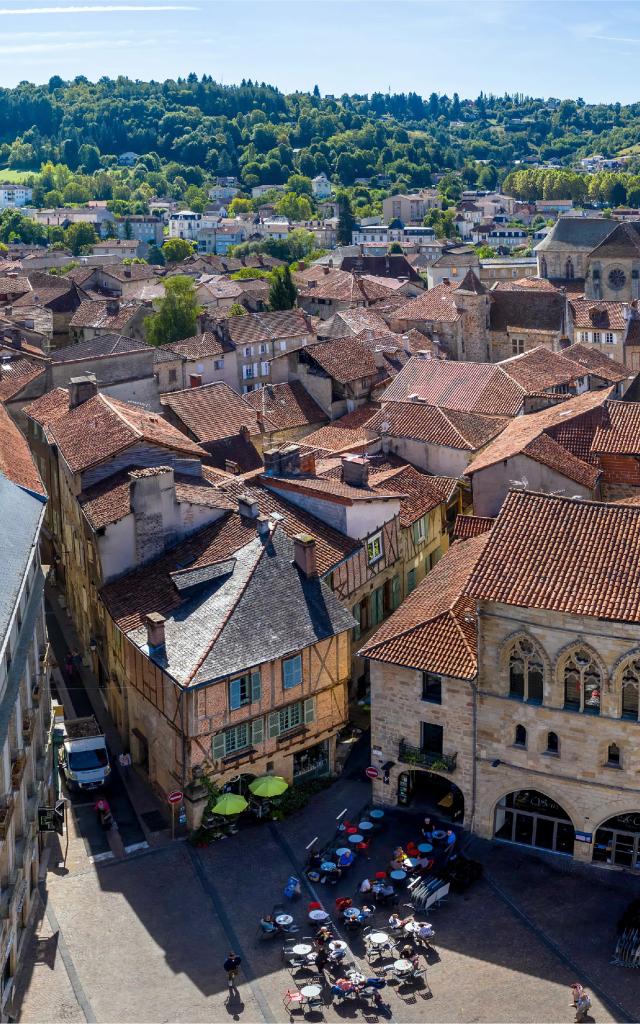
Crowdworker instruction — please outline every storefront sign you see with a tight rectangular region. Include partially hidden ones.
[575,831,593,844]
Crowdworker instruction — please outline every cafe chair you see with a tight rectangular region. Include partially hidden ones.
[283,989,305,1014]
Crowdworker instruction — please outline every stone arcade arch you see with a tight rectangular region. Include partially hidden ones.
[494,789,575,855]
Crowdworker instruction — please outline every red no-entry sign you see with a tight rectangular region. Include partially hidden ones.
[365,766,379,779]
[167,790,183,804]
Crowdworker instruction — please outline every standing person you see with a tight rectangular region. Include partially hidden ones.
[223,952,241,990]
[574,990,591,1022]
[119,751,132,777]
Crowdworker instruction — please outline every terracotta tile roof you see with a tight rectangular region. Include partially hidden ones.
[0,404,45,497]
[101,512,258,633]
[216,478,359,574]
[49,333,147,363]
[359,534,488,678]
[490,289,565,333]
[69,299,143,331]
[563,343,630,383]
[367,401,508,451]
[79,468,235,530]
[453,515,494,540]
[221,309,311,347]
[466,488,640,624]
[305,337,379,384]
[29,390,204,473]
[380,356,526,417]
[466,388,610,487]
[0,357,45,402]
[591,400,640,454]
[329,308,391,336]
[169,332,232,359]
[297,267,396,304]
[161,381,263,443]
[498,347,588,392]
[101,264,159,283]
[569,299,628,331]
[392,284,461,324]
[302,404,379,453]
[244,381,326,432]
[493,277,560,292]
[369,464,457,525]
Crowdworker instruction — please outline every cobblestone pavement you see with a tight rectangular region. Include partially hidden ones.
[11,756,640,1024]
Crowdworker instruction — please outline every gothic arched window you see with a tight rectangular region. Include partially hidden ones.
[563,648,601,714]
[508,637,544,704]
[620,658,640,720]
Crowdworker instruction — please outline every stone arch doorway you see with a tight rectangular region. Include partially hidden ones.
[593,812,640,870]
[494,789,575,855]
[397,769,464,822]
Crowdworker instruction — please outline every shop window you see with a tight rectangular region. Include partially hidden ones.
[514,724,527,748]
[607,743,621,767]
[546,731,559,755]
[507,637,544,703]
[563,647,601,714]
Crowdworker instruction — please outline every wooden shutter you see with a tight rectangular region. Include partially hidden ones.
[303,698,315,724]
[251,670,261,703]
[251,717,264,745]
[268,712,280,738]
[212,732,225,760]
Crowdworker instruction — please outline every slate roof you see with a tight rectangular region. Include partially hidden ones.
[0,357,45,401]
[49,333,148,363]
[490,290,565,333]
[563,342,630,384]
[588,222,640,259]
[380,357,526,417]
[465,388,610,487]
[301,404,379,453]
[161,381,263,443]
[305,337,379,383]
[591,400,640,454]
[466,488,640,624]
[367,401,508,451]
[535,217,615,253]
[0,404,45,498]
[0,276,31,296]
[569,299,628,331]
[359,534,488,678]
[25,388,204,473]
[13,272,87,313]
[104,524,354,686]
[243,381,326,432]
[79,468,235,530]
[169,332,233,359]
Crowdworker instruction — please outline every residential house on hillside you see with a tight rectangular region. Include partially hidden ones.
[283,336,383,419]
[243,381,327,447]
[69,300,147,344]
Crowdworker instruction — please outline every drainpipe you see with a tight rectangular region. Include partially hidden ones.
[178,684,187,792]
[470,677,478,834]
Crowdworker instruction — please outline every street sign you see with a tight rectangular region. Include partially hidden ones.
[38,800,65,835]
[365,766,379,779]
[167,790,183,805]
[575,831,593,844]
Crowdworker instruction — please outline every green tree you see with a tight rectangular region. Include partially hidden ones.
[276,192,313,221]
[162,237,195,262]
[286,173,313,195]
[147,244,166,265]
[64,221,97,254]
[389,242,403,253]
[228,197,253,217]
[336,192,355,246]
[228,302,247,316]
[144,276,200,346]
[268,265,297,310]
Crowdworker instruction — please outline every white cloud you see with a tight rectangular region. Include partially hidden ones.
[0,4,198,14]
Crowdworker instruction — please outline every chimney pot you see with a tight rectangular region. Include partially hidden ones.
[341,454,370,488]
[68,373,98,409]
[237,492,259,519]
[293,533,317,578]
[145,612,166,651]
[256,513,270,537]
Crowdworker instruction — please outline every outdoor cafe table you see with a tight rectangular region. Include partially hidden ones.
[369,809,384,820]
[433,830,446,841]
[300,984,322,1001]
[329,939,348,951]
[343,908,360,920]
[368,931,390,947]
[389,869,407,882]
[335,847,351,857]
[276,914,293,927]
[393,958,413,976]
[404,857,419,869]
[308,909,329,923]
[321,861,336,871]
[418,843,433,854]
[346,969,366,985]
[348,833,363,844]
[358,820,374,831]
[292,943,314,956]
[404,920,422,935]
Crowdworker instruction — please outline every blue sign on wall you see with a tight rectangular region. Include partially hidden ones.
[575,831,593,843]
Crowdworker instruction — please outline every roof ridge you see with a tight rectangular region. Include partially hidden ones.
[100,393,144,440]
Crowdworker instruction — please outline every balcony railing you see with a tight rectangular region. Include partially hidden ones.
[0,795,14,840]
[398,740,457,773]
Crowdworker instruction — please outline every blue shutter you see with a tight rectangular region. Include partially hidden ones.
[212,732,225,760]
[229,678,241,710]
[251,670,261,703]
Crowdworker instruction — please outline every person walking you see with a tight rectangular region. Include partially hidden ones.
[223,952,241,990]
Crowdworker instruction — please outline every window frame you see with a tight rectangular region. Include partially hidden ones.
[366,531,383,565]
[228,669,261,711]
[282,654,302,690]
[421,672,442,705]
[514,724,527,748]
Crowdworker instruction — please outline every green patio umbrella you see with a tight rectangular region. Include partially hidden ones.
[249,775,289,799]
[212,793,248,816]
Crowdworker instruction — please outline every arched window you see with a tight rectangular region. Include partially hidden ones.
[607,743,621,767]
[547,731,559,755]
[508,637,544,703]
[621,659,640,720]
[565,257,574,280]
[514,724,527,747]
[563,648,601,714]
[540,255,548,278]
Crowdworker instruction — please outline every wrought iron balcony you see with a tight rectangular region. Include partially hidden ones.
[398,740,457,773]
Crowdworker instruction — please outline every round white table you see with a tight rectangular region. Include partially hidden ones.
[329,939,347,951]
[404,920,420,934]
[309,909,329,923]
[346,970,366,985]
[292,943,313,956]
[348,833,363,844]
[300,983,322,1001]
[358,820,374,831]
[343,908,360,920]
[394,958,413,975]
[276,913,293,927]
[369,931,390,946]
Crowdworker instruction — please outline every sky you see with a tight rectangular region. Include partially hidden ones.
[0,0,638,104]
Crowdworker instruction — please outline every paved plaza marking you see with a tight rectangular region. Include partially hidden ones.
[38,883,96,1024]
[186,843,276,1024]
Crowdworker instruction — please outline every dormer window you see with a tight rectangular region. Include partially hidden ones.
[366,532,383,565]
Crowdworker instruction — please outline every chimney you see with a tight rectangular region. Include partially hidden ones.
[145,612,166,651]
[237,492,259,519]
[341,454,370,488]
[124,268,132,278]
[69,373,98,409]
[106,298,120,316]
[263,447,281,475]
[129,467,176,565]
[256,513,271,537]
[256,409,264,431]
[408,392,426,403]
[225,459,240,474]
[293,533,317,578]
[189,373,202,388]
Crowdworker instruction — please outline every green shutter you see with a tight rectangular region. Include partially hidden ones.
[251,717,264,745]
[268,712,280,738]
[391,575,401,610]
[303,698,315,724]
[251,670,261,703]
[212,732,225,760]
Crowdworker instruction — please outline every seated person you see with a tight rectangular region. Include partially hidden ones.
[323,863,342,884]
[416,854,432,870]
[399,942,415,960]
[393,846,406,860]
[260,914,277,933]
[389,912,412,930]
[389,857,405,872]
[308,851,322,870]
[338,849,354,868]
[359,876,372,893]
[417,922,435,942]
[358,904,375,921]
